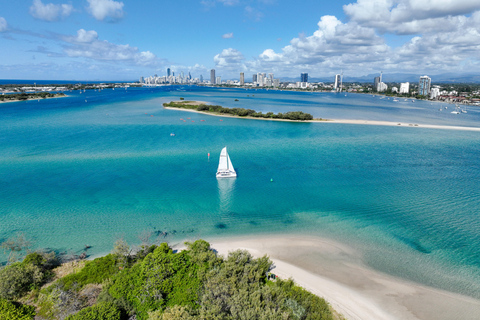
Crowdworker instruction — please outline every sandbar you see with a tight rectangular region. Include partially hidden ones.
[196,234,480,320]
[164,102,480,132]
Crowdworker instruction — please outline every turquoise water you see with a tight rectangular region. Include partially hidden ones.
[1,86,480,299]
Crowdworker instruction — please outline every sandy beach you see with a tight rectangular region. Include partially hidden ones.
[197,235,480,320]
[164,103,480,132]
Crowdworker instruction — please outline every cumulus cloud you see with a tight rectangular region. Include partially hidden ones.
[222,32,234,39]
[69,29,99,43]
[0,17,7,32]
[63,29,158,66]
[344,0,480,34]
[87,0,124,22]
[255,15,387,73]
[29,0,73,22]
[214,48,245,69]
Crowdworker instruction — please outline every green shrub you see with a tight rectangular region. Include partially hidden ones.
[0,298,35,320]
[107,243,201,319]
[59,254,119,291]
[65,302,122,320]
[0,263,44,299]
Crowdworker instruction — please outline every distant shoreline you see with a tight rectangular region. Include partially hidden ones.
[164,100,480,131]
[0,93,68,104]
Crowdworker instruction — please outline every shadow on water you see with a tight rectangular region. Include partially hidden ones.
[215,223,228,229]
[393,234,432,254]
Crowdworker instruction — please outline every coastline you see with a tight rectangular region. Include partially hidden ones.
[164,103,480,132]
[198,234,480,320]
[0,94,68,104]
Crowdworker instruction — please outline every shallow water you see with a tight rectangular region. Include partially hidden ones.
[1,86,479,298]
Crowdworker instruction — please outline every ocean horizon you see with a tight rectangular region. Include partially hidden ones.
[1,85,479,299]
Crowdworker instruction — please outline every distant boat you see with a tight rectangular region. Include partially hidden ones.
[216,147,237,178]
[451,105,460,114]
[393,98,399,102]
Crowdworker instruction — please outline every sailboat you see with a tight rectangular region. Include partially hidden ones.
[216,147,237,178]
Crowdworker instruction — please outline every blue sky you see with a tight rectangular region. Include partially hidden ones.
[1,0,480,81]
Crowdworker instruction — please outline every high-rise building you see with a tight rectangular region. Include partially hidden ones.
[377,82,388,92]
[216,76,221,85]
[257,73,264,86]
[399,82,410,94]
[419,76,431,96]
[240,72,244,85]
[167,68,171,77]
[374,76,381,89]
[200,75,203,83]
[430,86,440,99]
[139,76,144,83]
[252,74,257,83]
[334,74,341,90]
[301,73,308,83]
[269,73,274,82]
[210,69,216,84]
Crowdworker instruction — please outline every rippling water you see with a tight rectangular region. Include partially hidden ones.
[1,86,479,298]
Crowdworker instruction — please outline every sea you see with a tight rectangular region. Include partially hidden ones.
[1,85,479,299]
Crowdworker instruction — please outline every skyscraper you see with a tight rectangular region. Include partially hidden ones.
[334,74,341,90]
[210,69,216,84]
[252,74,257,83]
[240,72,244,85]
[419,76,431,96]
[167,68,171,77]
[301,73,308,83]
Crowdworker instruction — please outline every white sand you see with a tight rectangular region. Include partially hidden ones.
[164,103,480,132]
[323,119,480,132]
[202,235,480,320]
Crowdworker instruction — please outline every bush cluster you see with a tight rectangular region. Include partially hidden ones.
[163,101,314,121]
[0,92,65,101]
[1,240,334,320]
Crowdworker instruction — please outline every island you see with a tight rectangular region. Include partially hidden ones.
[0,92,67,103]
[163,100,315,121]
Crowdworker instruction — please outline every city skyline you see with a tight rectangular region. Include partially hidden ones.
[1,0,480,80]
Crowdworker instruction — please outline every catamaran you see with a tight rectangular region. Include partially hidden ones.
[216,147,237,178]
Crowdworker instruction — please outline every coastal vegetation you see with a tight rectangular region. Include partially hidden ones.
[0,239,336,320]
[163,101,314,121]
[0,92,66,102]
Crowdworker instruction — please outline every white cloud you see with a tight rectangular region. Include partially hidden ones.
[29,0,73,22]
[222,32,234,39]
[0,17,7,32]
[343,0,480,34]
[218,0,240,5]
[70,29,98,43]
[245,6,264,21]
[256,15,387,72]
[63,29,158,67]
[214,48,245,69]
[87,0,124,22]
